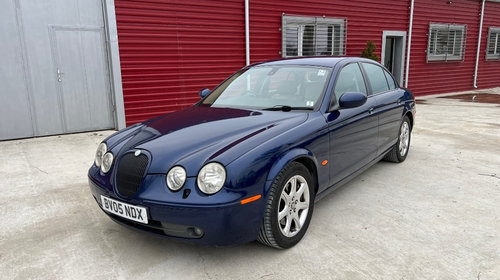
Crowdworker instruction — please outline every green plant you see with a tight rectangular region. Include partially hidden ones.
[361,40,380,61]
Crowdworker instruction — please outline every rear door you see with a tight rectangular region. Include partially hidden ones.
[327,62,379,186]
[360,62,405,154]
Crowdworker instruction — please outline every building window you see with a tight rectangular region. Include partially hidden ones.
[282,15,346,57]
[486,27,500,60]
[427,23,466,62]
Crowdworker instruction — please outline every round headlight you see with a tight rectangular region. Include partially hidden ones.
[197,163,226,194]
[94,142,107,167]
[101,152,114,173]
[166,166,186,191]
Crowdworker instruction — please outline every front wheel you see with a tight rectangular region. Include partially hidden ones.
[257,162,315,249]
[384,115,411,163]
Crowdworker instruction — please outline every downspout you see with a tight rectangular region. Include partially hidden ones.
[473,0,486,88]
[404,0,415,88]
[245,0,250,65]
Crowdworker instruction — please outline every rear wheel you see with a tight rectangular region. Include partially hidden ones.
[384,115,411,163]
[257,162,315,249]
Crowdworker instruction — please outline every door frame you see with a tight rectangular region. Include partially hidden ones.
[102,0,126,130]
[381,31,406,86]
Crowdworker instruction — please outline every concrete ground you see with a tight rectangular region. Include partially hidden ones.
[1,89,499,280]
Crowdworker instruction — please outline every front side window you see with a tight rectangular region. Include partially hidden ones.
[427,23,466,62]
[202,65,332,111]
[283,15,346,57]
[333,63,367,101]
[361,63,390,94]
[486,27,500,60]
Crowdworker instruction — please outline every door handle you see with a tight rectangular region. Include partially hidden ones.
[57,68,64,82]
[368,107,374,114]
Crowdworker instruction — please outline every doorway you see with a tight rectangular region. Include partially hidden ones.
[381,31,406,86]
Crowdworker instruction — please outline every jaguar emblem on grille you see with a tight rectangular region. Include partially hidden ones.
[134,150,141,157]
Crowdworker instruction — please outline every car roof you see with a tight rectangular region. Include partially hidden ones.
[253,56,377,68]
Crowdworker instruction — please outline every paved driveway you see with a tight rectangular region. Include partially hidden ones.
[1,90,499,279]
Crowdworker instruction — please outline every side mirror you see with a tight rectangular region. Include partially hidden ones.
[338,92,367,109]
[199,88,211,98]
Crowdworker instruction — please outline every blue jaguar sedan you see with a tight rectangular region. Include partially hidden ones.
[88,57,415,248]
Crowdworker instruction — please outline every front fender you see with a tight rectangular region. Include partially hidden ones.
[225,113,328,203]
[264,148,319,196]
[266,148,315,182]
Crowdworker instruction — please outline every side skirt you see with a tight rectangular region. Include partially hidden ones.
[314,151,390,202]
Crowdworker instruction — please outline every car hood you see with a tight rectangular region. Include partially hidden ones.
[113,106,308,175]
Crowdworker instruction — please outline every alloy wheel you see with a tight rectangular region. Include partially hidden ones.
[277,175,310,237]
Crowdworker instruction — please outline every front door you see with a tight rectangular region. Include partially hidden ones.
[327,63,379,187]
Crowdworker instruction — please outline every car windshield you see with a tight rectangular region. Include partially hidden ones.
[201,65,332,111]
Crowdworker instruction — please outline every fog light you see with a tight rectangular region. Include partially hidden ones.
[193,227,203,237]
[161,222,204,239]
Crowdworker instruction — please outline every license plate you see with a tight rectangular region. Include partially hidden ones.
[100,195,148,224]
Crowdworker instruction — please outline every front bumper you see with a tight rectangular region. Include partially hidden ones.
[88,176,264,246]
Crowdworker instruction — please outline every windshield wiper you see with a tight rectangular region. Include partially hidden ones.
[261,105,314,112]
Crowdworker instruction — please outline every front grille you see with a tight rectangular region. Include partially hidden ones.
[116,152,149,198]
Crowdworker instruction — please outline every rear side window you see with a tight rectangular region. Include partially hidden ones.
[362,63,389,94]
[333,63,367,101]
[384,70,396,90]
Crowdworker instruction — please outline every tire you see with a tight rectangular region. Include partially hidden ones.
[383,115,411,163]
[257,162,315,249]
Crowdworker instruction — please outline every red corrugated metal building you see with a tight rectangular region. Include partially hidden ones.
[114,0,500,125]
